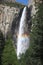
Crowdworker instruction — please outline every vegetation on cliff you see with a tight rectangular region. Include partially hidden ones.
[19,1,43,65]
[0,0,43,65]
[0,1,25,8]
[2,38,19,65]
[0,31,5,65]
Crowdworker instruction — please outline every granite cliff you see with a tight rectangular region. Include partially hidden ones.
[0,4,19,38]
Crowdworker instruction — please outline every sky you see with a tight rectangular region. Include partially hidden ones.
[16,0,28,5]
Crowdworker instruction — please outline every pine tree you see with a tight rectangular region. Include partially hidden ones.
[0,31,5,65]
[37,1,43,64]
[2,38,19,65]
[19,1,43,65]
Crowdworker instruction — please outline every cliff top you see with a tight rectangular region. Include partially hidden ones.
[0,1,25,8]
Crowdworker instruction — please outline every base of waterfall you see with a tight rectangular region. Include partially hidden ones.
[17,36,30,59]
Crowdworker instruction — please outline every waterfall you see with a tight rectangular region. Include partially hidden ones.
[17,7,30,59]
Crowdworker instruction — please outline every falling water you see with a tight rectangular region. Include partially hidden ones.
[17,7,30,59]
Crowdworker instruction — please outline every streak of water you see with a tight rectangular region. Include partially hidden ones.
[17,7,30,59]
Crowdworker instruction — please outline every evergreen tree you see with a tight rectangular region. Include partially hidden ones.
[19,1,43,65]
[37,1,43,64]
[2,38,19,65]
[0,31,5,65]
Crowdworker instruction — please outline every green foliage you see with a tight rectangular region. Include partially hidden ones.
[2,38,18,65]
[0,31,5,65]
[37,2,43,65]
[18,1,43,65]
[0,1,43,65]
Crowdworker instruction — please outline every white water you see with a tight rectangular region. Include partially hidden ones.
[17,7,30,59]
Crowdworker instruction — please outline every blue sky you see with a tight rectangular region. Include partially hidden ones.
[16,0,28,5]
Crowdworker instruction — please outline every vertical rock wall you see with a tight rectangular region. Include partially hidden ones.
[0,5,19,37]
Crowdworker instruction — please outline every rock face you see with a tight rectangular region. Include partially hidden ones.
[1,0,16,3]
[11,6,32,51]
[28,0,36,16]
[28,0,42,16]
[0,5,19,38]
